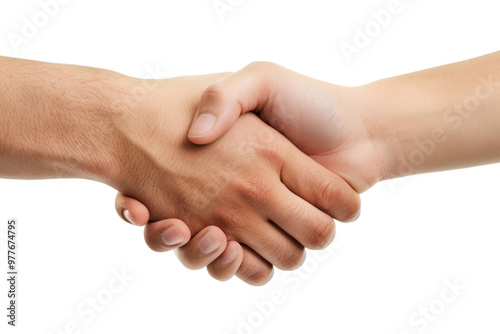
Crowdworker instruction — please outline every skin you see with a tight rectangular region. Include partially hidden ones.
[120,51,500,282]
[0,56,360,285]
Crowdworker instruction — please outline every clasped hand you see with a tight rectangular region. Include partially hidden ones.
[114,63,367,285]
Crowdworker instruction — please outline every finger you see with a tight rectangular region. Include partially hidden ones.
[281,149,361,222]
[237,219,306,271]
[188,62,280,144]
[115,193,150,226]
[267,182,337,250]
[206,241,244,281]
[236,245,274,286]
[174,226,228,270]
[143,218,192,252]
[216,204,306,271]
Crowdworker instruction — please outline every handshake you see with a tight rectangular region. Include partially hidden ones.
[2,53,499,285]
[114,62,367,285]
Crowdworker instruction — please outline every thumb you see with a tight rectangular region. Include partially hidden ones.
[116,193,192,251]
[188,62,278,145]
[115,192,150,226]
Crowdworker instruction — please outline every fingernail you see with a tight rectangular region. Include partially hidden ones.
[123,209,137,225]
[198,233,220,254]
[189,113,216,138]
[220,244,238,265]
[351,210,361,222]
[161,226,185,246]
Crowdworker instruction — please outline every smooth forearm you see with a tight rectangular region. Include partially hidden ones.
[362,51,500,180]
[0,56,128,183]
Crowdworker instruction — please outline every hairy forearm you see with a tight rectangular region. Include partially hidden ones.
[0,56,129,183]
[363,51,500,180]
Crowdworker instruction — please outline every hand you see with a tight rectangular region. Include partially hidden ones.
[111,73,360,285]
[186,58,500,189]
[187,62,386,193]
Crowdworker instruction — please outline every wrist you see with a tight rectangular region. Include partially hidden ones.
[84,74,175,189]
[359,76,448,181]
[355,81,407,182]
[70,70,135,185]
[32,62,130,184]
[0,58,129,182]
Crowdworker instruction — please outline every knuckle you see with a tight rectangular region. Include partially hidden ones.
[200,82,228,113]
[145,239,162,253]
[344,195,362,222]
[255,142,282,164]
[144,229,166,253]
[207,269,228,282]
[174,246,208,271]
[175,251,201,270]
[276,246,305,270]
[238,264,273,286]
[306,219,335,249]
[259,231,305,270]
[279,201,304,225]
[317,178,341,210]
[316,177,362,222]
[233,176,274,209]
[211,205,243,233]
[246,61,278,73]
[207,264,232,282]
[200,82,228,108]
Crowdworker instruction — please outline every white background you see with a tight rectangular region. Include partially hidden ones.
[1,0,499,333]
